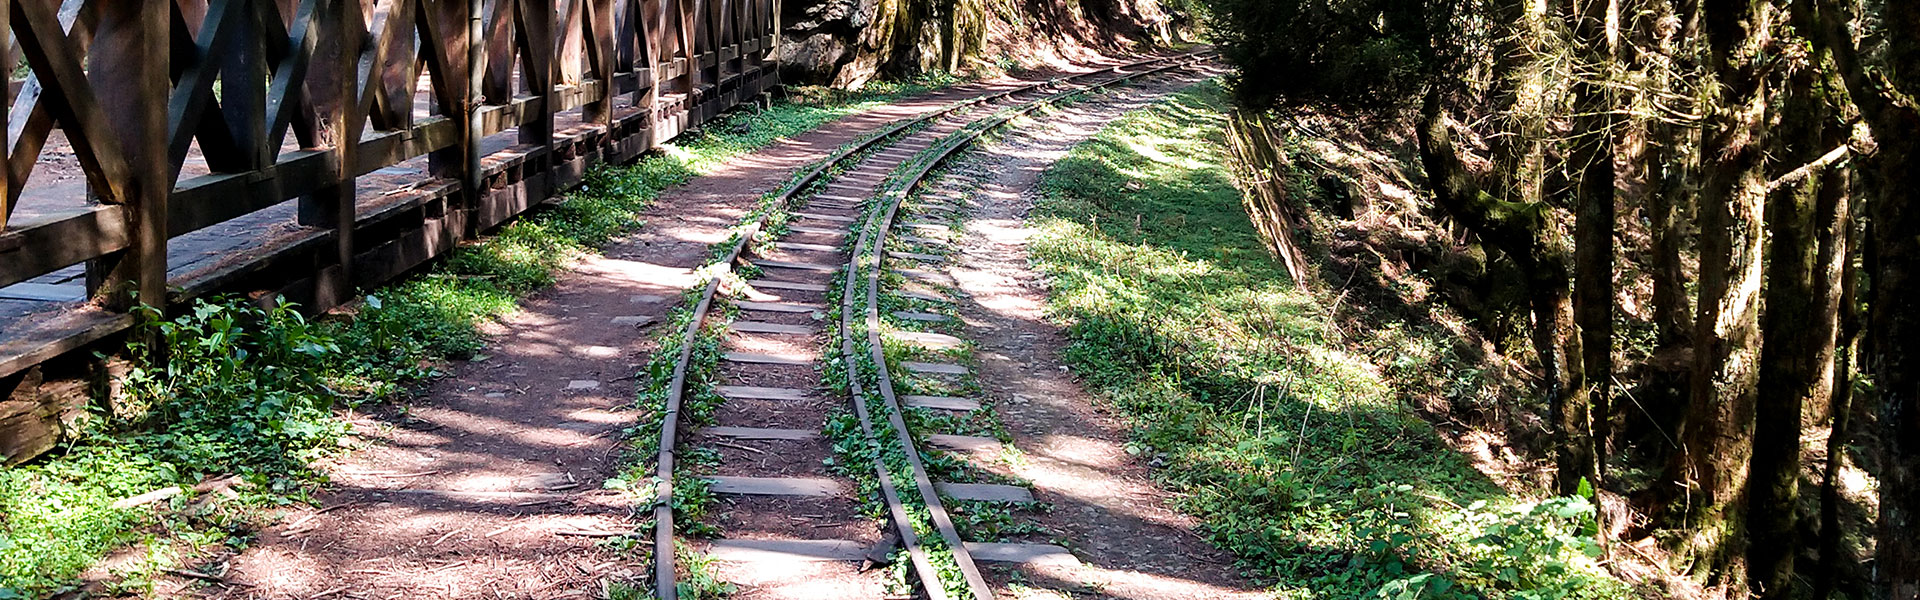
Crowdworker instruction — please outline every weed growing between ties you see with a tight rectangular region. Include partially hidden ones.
[0,77,961,599]
[1029,80,1629,599]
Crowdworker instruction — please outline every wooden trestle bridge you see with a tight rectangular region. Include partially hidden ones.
[0,0,778,462]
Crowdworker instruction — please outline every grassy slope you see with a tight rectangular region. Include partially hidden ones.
[0,78,952,599]
[1030,80,1627,599]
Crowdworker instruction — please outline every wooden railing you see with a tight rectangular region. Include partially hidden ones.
[0,0,779,383]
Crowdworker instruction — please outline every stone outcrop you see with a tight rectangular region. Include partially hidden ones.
[778,0,1187,88]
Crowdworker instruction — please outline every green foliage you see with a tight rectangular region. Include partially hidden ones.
[1197,0,1469,116]
[0,299,371,597]
[1030,80,1625,599]
[673,542,738,599]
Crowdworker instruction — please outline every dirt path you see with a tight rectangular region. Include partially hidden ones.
[191,69,1121,600]
[928,66,1271,599]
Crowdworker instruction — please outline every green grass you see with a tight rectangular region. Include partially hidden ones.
[1029,79,1627,599]
[0,78,957,599]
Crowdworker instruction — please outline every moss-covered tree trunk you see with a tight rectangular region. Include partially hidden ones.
[1633,0,1697,449]
[1662,0,1774,589]
[1416,91,1596,495]
[1866,106,1920,600]
[1747,62,1838,600]
[1798,0,1920,592]
[1568,0,1616,466]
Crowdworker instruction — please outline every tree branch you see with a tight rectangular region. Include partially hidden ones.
[1763,144,1851,195]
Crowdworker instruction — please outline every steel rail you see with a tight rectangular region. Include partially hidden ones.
[650,50,1206,600]
[837,53,1210,600]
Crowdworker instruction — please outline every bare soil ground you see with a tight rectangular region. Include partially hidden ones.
[933,65,1273,599]
[179,73,1066,600]
[159,54,1264,600]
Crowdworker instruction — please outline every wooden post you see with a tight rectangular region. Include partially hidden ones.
[517,0,553,147]
[83,1,167,312]
[297,0,362,309]
[584,0,614,126]
[428,0,473,195]
[222,0,269,170]
[465,0,484,233]
[1,0,10,232]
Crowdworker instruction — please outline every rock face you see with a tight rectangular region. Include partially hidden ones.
[778,0,1186,87]
[779,0,873,85]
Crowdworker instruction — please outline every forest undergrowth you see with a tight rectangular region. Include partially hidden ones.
[0,76,960,599]
[1030,80,1633,599]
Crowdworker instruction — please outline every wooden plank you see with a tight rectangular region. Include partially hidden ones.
[736,300,822,313]
[887,251,946,263]
[730,321,814,335]
[927,434,998,452]
[891,311,952,323]
[748,279,829,292]
[903,395,979,411]
[791,211,856,222]
[715,385,810,401]
[903,361,968,376]
[963,542,1078,566]
[886,330,965,349]
[750,258,837,272]
[705,426,818,441]
[707,539,866,563]
[169,150,332,236]
[0,206,130,289]
[0,309,135,381]
[934,482,1032,503]
[771,241,838,252]
[705,476,843,497]
[0,283,83,302]
[722,351,813,366]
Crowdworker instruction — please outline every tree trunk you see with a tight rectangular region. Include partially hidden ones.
[1641,0,1697,451]
[1747,63,1838,600]
[1794,0,1920,591]
[1663,0,1774,588]
[1867,112,1920,600]
[1569,0,1617,466]
[1416,90,1596,495]
[1814,173,1859,600]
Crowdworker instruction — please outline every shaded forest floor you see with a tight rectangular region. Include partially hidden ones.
[1026,81,1636,598]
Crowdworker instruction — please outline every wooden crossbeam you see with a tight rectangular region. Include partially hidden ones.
[262,0,322,152]
[359,0,418,131]
[481,0,515,102]
[11,0,133,203]
[413,0,464,119]
[164,0,249,178]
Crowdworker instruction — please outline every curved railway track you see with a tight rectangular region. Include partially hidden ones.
[651,52,1210,600]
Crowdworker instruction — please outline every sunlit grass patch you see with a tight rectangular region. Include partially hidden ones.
[1031,79,1626,599]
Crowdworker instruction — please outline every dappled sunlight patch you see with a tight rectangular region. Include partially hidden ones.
[1028,80,1627,598]
[0,82,957,597]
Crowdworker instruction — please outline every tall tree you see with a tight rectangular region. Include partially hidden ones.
[1663,0,1776,587]
[1416,90,1597,494]
[1568,0,1617,465]
[1747,56,1843,599]
[1797,0,1920,593]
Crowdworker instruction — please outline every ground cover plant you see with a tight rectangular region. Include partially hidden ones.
[1029,80,1629,599]
[0,77,957,599]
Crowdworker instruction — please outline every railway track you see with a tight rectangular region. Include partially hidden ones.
[650,52,1210,600]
